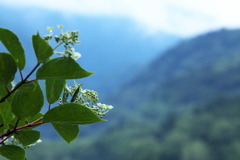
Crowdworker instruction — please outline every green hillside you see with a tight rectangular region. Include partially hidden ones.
[26,28,240,160]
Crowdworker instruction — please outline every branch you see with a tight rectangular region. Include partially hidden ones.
[19,70,24,81]
[0,117,44,144]
[0,137,8,144]
[0,63,41,103]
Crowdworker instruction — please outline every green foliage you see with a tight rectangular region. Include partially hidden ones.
[32,32,53,63]
[0,145,25,160]
[43,103,104,125]
[0,28,25,70]
[0,101,13,131]
[14,130,41,147]
[11,81,44,121]
[45,79,66,104]
[51,123,79,144]
[36,57,94,79]
[0,26,113,160]
[0,53,17,85]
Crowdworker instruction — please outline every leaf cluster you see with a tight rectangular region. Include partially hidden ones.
[0,27,111,160]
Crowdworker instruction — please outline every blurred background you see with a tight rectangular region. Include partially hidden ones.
[1,0,240,159]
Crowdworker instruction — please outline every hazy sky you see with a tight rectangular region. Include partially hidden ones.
[2,0,240,36]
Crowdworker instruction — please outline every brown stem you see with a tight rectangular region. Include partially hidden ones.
[24,79,37,84]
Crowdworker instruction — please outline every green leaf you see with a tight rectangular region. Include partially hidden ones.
[0,28,25,70]
[14,130,40,147]
[0,114,4,133]
[36,57,94,79]
[0,53,17,85]
[70,85,80,102]
[43,103,104,125]
[57,25,64,29]
[32,32,53,63]
[0,82,13,103]
[0,145,25,160]
[11,81,44,121]
[45,79,66,104]
[0,101,14,131]
[47,27,54,31]
[0,83,7,98]
[17,81,36,93]
[51,123,79,144]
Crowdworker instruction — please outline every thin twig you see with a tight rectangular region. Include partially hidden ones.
[14,118,20,131]
[19,70,24,81]
[53,42,63,50]
[48,104,51,110]
[24,79,37,84]
[31,117,43,124]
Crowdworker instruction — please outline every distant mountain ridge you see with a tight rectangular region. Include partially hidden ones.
[106,28,240,113]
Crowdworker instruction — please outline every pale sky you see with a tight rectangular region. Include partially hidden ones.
[2,0,240,36]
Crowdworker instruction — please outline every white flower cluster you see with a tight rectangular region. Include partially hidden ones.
[89,103,113,118]
[82,89,99,103]
[59,82,113,118]
[44,25,82,60]
[97,103,114,110]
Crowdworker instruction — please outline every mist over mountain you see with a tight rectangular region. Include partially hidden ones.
[0,5,181,97]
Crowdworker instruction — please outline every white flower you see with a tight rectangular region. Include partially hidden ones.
[27,139,42,147]
[107,105,114,110]
[97,103,114,110]
[36,139,42,143]
[70,48,81,60]
[71,52,81,60]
